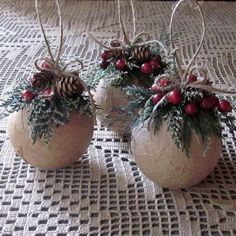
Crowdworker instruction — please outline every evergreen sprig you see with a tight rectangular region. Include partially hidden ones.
[125,85,235,156]
[86,42,169,89]
[1,80,92,144]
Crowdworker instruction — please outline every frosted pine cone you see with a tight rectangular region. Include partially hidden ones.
[55,76,84,98]
[130,45,151,63]
[31,70,55,90]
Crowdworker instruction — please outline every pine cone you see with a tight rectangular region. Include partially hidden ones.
[130,45,151,63]
[55,76,84,98]
[31,70,54,90]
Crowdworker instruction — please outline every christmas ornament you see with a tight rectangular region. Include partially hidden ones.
[126,0,236,189]
[2,0,95,169]
[87,0,171,135]
[132,121,222,189]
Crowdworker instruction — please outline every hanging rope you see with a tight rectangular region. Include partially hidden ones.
[35,0,55,63]
[89,0,168,57]
[160,0,236,96]
[34,0,97,123]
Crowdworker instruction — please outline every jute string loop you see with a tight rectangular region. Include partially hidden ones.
[90,0,167,56]
[156,0,236,97]
[148,0,236,115]
[35,0,96,122]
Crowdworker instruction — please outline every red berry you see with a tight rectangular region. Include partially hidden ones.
[209,96,219,107]
[140,63,152,74]
[218,99,232,112]
[167,89,181,104]
[43,87,53,96]
[185,103,198,116]
[188,74,198,83]
[115,59,126,70]
[153,55,162,63]
[100,60,110,70]
[41,61,50,69]
[200,97,214,110]
[159,78,170,87]
[150,59,160,69]
[151,84,160,93]
[101,50,112,61]
[152,93,164,105]
[22,90,35,101]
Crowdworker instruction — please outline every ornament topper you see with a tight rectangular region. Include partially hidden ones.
[34,0,96,122]
[151,0,236,112]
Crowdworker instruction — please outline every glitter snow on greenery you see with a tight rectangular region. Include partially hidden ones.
[125,85,236,157]
[1,78,92,144]
[86,41,173,89]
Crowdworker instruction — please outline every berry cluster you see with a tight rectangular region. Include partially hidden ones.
[22,61,53,102]
[100,46,164,76]
[21,61,84,102]
[150,73,232,116]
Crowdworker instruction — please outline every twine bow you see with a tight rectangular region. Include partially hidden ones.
[35,0,96,123]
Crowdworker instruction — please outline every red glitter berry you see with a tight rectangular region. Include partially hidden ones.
[22,90,35,101]
[140,63,152,74]
[159,78,170,87]
[151,84,160,93]
[188,74,198,83]
[218,99,232,112]
[185,103,198,116]
[100,60,110,70]
[200,97,214,110]
[152,93,164,105]
[115,59,126,70]
[154,55,161,63]
[101,50,112,61]
[167,89,181,104]
[41,61,50,69]
[43,87,53,96]
[209,96,219,107]
[150,59,160,69]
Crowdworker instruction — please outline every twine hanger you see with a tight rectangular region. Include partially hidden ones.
[89,0,167,55]
[166,0,236,96]
[34,0,96,122]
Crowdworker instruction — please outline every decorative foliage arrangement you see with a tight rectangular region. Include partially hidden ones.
[87,0,172,90]
[1,0,94,144]
[126,0,236,156]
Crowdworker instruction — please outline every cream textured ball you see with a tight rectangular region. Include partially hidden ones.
[93,78,131,135]
[7,109,94,170]
[131,121,222,189]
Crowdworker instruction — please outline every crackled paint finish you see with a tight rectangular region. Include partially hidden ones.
[131,122,222,189]
[93,78,131,135]
[7,109,94,169]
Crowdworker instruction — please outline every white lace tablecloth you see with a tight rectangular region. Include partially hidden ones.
[0,1,236,235]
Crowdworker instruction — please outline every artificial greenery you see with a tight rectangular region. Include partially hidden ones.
[125,85,236,157]
[86,42,170,89]
[1,79,92,144]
